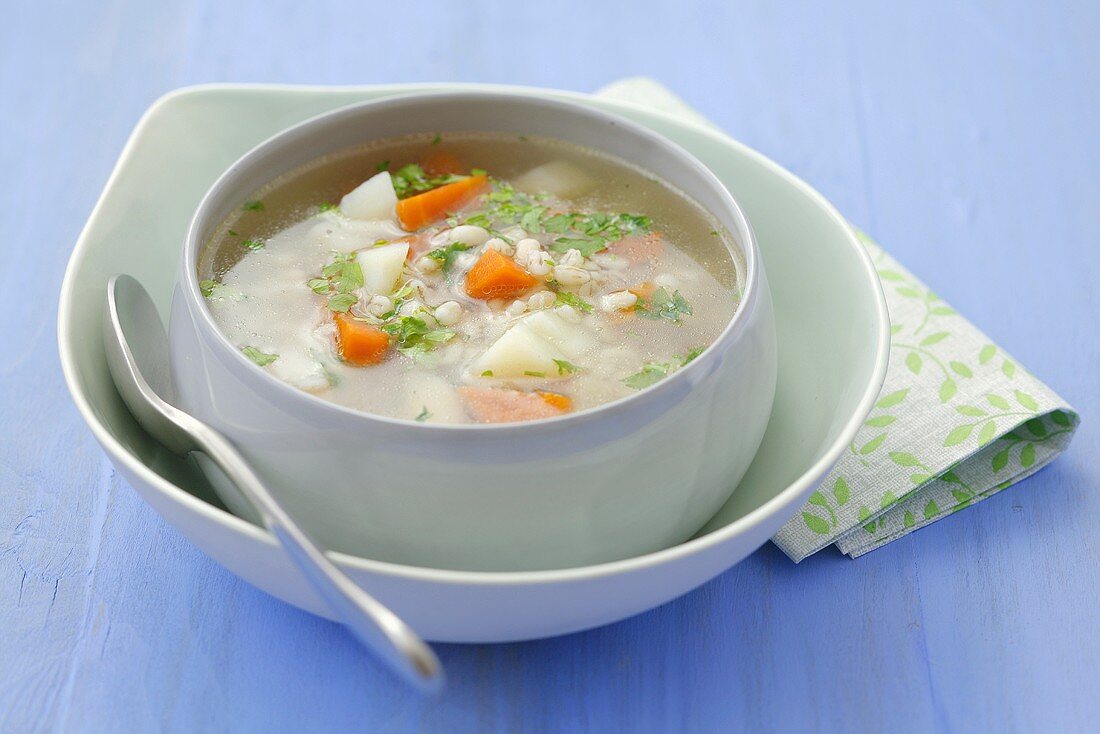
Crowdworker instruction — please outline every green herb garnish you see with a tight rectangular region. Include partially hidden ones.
[242,200,265,212]
[242,347,278,366]
[242,239,265,251]
[389,163,466,199]
[634,287,693,324]
[553,290,594,314]
[318,202,338,212]
[327,292,357,313]
[622,362,671,390]
[199,279,218,298]
[621,348,706,390]
[415,406,431,422]
[425,242,471,273]
[481,370,494,377]
[382,316,456,356]
[553,359,581,375]
[431,134,442,145]
[228,230,239,237]
[524,370,546,377]
[681,346,706,364]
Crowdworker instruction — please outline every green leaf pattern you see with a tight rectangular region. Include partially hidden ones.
[776,233,1079,561]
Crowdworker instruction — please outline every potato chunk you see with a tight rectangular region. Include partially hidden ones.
[341,171,398,221]
[470,310,593,378]
[356,241,409,295]
[514,161,595,198]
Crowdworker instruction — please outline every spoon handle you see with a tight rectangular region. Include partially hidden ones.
[189,425,443,691]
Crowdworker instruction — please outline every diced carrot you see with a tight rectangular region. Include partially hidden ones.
[464,248,539,300]
[421,150,465,176]
[536,391,573,412]
[334,313,390,365]
[396,175,490,231]
[607,232,665,264]
[458,387,570,423]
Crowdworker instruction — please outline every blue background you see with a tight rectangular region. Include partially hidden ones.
[1,1,1097,731]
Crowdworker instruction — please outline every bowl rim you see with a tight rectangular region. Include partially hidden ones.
[57,81,890,586]
[178,89,764,433]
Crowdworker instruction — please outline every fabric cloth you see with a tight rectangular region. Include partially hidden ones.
[596,77,1079,561]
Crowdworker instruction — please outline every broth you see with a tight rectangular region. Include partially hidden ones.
[199,132,742,423]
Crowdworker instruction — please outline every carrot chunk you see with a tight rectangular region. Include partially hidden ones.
[396,175,489,231]
[464,248,539,300]
[607,232,665,264]
[459,387,570,423]
[334,313,390,365]
[536,391,573,412]
[421,150,466,176]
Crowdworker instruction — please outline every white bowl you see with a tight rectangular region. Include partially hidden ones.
[167,91,778,572]
[58,83,887,642]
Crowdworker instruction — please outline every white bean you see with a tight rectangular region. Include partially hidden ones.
[601,290,638,312]
[367,295,393,317]
[553,265,591,286]
[527,290,556,310]
[560,248,585,268]
[434,300,463,326]
[505,300,527,317]
[416,255,440,273]
[514,238,542,264]
[448,225,491,247]
[485,237,514,256]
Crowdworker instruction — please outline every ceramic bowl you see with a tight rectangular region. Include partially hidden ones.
[58,83,888,641]
[167,91,777,572]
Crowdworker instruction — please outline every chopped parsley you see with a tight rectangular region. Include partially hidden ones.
[553,290,594,313]
[622,348,707,390]
[425,242,471,273]
[431,134,442,145]
[460,180,650,256]
[242,347,278,366]
[481,370,494,377]
[381,315,456,356]
[318,202,338,212]
[199,279,218,298]
[524,370,546,377]
[415,406,431,422]
[228,230,239,237]
[242,200,265,211]
[681,345,706,364]
[242,238,265,251]
[309,252,364,312]
[553,359,581,375]
[387,163,466,199]
[327,292,357,313]
[622,362,671,390]
[634,287,693,324]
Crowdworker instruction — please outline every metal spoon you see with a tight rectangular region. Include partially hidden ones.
[103,274,443,692]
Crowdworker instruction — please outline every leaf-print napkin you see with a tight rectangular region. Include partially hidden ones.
[595,78,1080,561]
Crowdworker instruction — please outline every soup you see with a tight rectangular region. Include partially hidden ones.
[199,132,741,423]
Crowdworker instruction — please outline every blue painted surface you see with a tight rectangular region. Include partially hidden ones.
[1,0,1097,731]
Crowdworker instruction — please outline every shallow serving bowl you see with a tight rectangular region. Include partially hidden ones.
[58,83,888,641]
[169,91,777,572]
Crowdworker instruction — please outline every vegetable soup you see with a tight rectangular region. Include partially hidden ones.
[199,132,741,423]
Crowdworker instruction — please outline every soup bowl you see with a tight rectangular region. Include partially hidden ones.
[167,91,776,571]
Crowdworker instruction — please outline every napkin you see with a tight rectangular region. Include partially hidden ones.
[596,78,1080,561]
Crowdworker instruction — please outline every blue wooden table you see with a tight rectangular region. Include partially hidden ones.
[2,1,1097,731]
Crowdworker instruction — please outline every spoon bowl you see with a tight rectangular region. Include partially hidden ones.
[103,273,444,691]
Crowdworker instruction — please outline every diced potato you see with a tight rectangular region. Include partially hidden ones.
[341,171,398,221]
[514,161,595,198]
[522,310,597,359]
[471,323,563,378]
[357,242,409,295]
[470,310,592,378]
